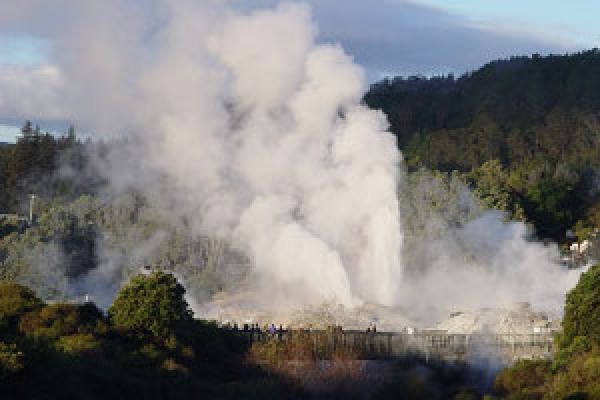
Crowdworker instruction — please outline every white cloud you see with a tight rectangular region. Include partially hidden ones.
[239,0,578,78]
[0,64,66,120]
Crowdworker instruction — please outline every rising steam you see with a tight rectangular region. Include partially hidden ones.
[0,0,582,326]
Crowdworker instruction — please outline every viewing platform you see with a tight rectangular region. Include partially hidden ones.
[242,328,555,364]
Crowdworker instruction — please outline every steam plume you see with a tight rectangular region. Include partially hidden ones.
[0,0,582,326]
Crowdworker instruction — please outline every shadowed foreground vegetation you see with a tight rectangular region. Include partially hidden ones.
[0,271,496,399]
[3,267,600,398]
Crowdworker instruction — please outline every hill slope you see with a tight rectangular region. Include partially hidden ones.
[366,50,600,172]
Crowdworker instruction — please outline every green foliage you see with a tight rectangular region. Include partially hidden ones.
[493,359,551,398]
[0,283,42,323]
[0,121,83,213]
[561,265,600,350]
[108,271,193,338]
[0,284,495,399]
[468,160,525,222]
[496,266,600,399]
[367,51,600,169]
[55,333,102,355]
[465,159,586,240]
[19,303,106,339]
[0,341,24,377]
[367,51,600,240]
[545,349,600,399]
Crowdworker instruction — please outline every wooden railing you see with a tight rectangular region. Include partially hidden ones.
[243,329,556,363]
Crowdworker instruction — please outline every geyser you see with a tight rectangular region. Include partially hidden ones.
[2,0,403,309]
[0,0,583,328]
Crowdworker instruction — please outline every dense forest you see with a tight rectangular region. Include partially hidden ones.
[366,50,600,240]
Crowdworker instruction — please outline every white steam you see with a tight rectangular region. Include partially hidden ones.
[0,0,582,326]
[2,1,402,309]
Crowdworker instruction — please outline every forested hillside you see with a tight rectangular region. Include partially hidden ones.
[366,50,600,240]
[0,122,92,213]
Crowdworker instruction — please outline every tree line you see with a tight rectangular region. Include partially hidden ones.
[0,121,88,213]
[366,50,600,241]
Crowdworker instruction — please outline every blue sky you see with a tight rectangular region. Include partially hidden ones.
[0,34,48,66]
[3,1,598,71]
[419,0,600,46]
[211,1,598,77]
[0,125,20,143]
[0,0,598,142]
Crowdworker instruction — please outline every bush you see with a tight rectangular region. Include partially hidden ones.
[0,341,24,376]
[161,357,189,374]
[55,334,102,355]
[496,266,600,398]
[545,351,600,398]
[19,303,107,339]
[494,359,551,396]
[553,336,594,371]
[247,331,317,367]
[562,264,600,350]
[108,271,193,338]
[0,283,42,323]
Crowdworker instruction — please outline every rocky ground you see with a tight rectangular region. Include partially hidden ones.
[199,290,560,334]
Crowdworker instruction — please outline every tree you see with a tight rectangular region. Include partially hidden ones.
[108,271,193,337]
[0,283,42,322]
[19,303,106,339]
[561,264,600,350]
[469,159,526,221]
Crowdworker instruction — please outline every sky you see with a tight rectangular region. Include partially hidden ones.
[0,0,597,142]
[0,124,20,143]
[419,0,600,46]
[0,34,48,65]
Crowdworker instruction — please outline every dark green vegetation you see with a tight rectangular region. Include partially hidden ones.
[0,273,487,399]
[366,50,600,240]
[0,121,94,213]
[494,264,600,399]
[0,273,283,399]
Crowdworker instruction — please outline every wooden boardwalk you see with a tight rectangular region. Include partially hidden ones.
[245,329,555,364]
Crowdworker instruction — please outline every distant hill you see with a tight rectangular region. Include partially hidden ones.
[365,50,600,172]
[365,50,600,240]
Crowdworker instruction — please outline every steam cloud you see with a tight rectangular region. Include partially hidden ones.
[0,0,582,326]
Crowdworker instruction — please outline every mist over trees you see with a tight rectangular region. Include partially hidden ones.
[3,50,600,397]
[2,51,600,305]
[366,50,600,240]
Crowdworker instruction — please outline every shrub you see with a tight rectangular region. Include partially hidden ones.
[137,343,167,365]
[547,349,600,397]
[0,341,24,376]
[55,334,102,355]
[562,264,600,350]
[494,359,551,396]
[19,302,107,339]
[0,283,42,323]
[108,271,193,338]
[162,357,189,374]
[553,336,594,371]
